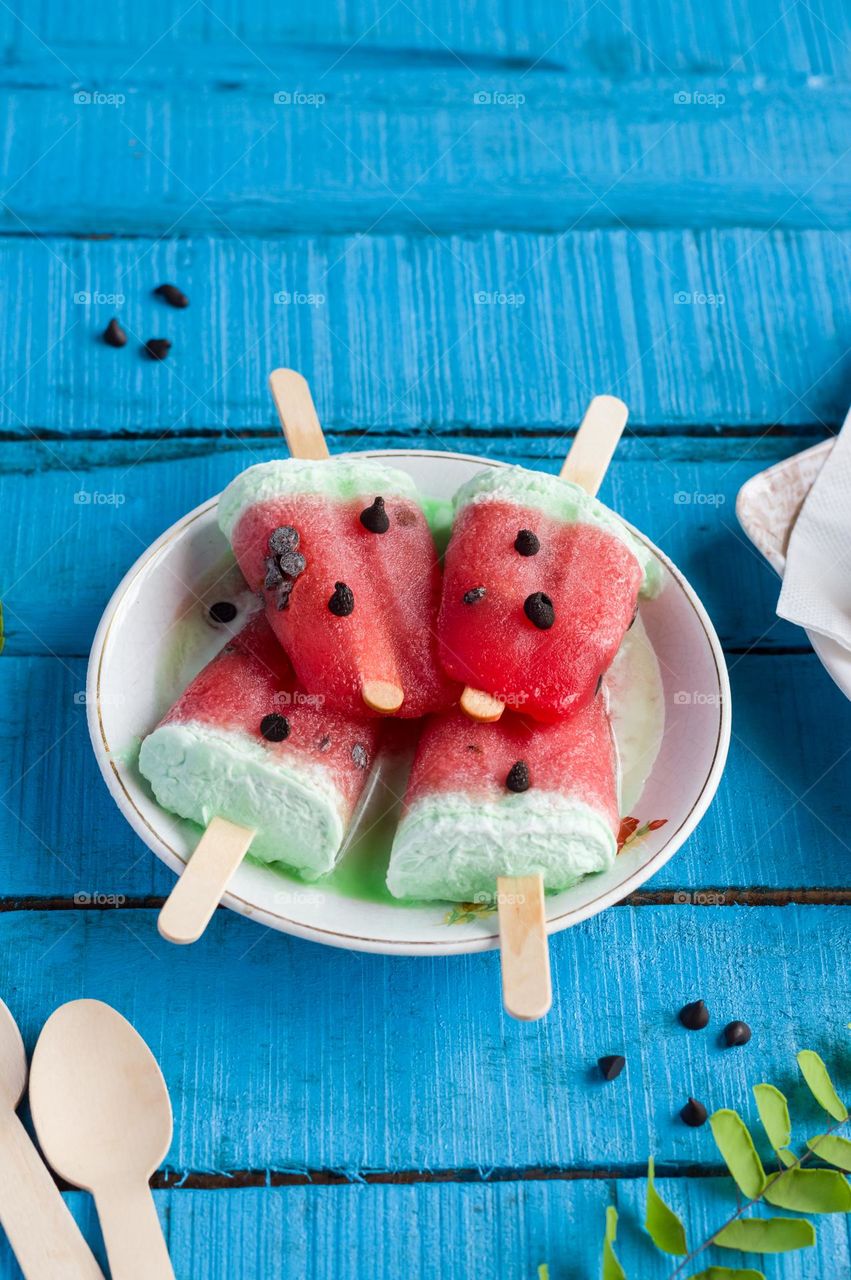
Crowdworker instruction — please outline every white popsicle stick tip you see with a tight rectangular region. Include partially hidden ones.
[560,394,629,497]
[497,874,552,1021]
[268,367,330,460]
[158,816,255,945]
[460,686,505,722]
[361,679,405,714]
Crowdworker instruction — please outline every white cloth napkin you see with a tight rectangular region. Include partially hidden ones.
[777,408,851,650]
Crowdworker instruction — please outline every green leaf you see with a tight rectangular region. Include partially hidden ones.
[709,1110,767,1199]
[644,1157,687,1255]
[763,1168,851,1213]
[714,1217,815,1253]
[797,1050,848,1121]
[602,1205,626,1280]
[689,1269,765,1279]
[807,1133,851,1171]
[752,1084,791,1151]
[777,1148,797,1168]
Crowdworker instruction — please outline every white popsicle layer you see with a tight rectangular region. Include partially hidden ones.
[139,721,349,879]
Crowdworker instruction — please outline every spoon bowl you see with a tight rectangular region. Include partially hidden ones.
[30,1000,174,1279]
[0,1000,27,1110]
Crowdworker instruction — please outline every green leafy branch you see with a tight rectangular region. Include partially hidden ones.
[601,1049,851,1280]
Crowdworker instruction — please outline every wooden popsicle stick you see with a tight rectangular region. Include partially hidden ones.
[559,394,628,495]
[93,1180,174,1280]
[497,876,552,1020]
[268,368,406,715]
[158,817,256,945]
[268,368,330,459]
[460,394,630,725]
[460,686,504,722]
[496,395,629,1021]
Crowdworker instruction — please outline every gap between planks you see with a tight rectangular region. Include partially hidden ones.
[1,890,850,913]
[44,1163,732,1192]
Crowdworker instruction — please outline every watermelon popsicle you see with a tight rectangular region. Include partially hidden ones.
[439,397,662,723]
[387,693,620,903]
[139,612,382,941]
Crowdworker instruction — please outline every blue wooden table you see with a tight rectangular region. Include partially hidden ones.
[1,2,850,1276]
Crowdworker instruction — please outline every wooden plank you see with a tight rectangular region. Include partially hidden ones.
[0,651,847,897]
[0,436,826,656]
[0,651,848,899]
[0,77,848,234]
[0,232,847,436]
[0,1180,847,1279]
[6,0,851,76]
[0,906,848,1173]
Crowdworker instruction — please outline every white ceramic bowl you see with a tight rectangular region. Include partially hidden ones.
[87,450,731,955]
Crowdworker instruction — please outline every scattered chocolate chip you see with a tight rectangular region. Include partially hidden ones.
[208,600,237,624]
[395,507,416,527]
[144,338,171,361]
[595,675,603,696]
[628,608,638,630]
[681,1097,708,1127]
[466,743,482,753]
[264,556,284,590]
[463,586,487,604]
[318,735,331,753]
[598,1054,625,1081]
[679,999,710,1031]
[360,496,390,534]
[506,761,530,793]
[275,581,294,611]
[260,713,290,742]
[328,582,354,616]
[278,550,306,578]
[351,743,368,769]
[524,591,555,630]
[154,283,189,309]
[103,318,127,348]
[269,526,299,555]
[514,529,540,556]
[723,1020,752,1047]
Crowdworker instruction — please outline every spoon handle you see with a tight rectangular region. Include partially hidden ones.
[94,1181,174,1280]
[0,1112,104,1278]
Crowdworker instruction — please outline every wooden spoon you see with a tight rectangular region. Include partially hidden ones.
[29,1000,174,1280]
[0,999,104,1278]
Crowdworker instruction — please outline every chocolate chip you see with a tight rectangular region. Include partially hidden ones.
[723,1020,752,1047]
[514,529,540,556]
[154,283,189,309]
[260,713,290,742]
[395,508,416,527]
[681,1097,708,1127]
[264,556,284,590]
[144,338,171,361]
[275,581,294,611]
[506,761,530,793]
[318,735,331,753]
[679,999,709,1031]
[269,526,299,555]
[278,550,306,578]
[208,601,237,624]
[598,1054,625,1081]
[524,592,555,629]
[360,497,390,534]
[351,743,368,769]
[328,582,354,616]
[463,586,487,604]
[103,318,127,348]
